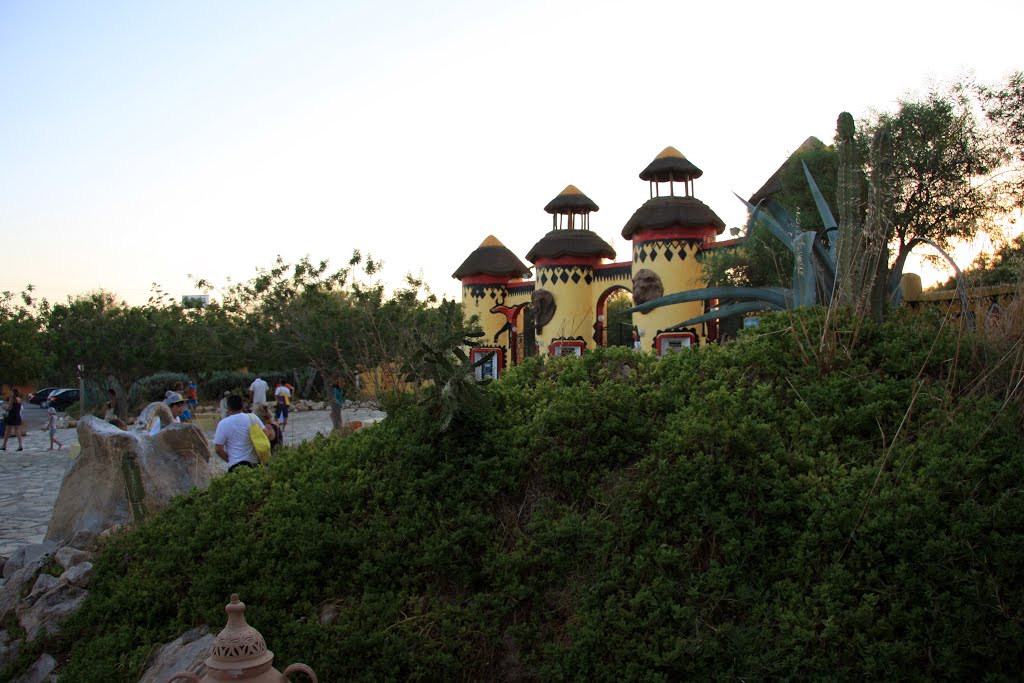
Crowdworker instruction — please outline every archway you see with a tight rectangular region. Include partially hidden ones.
[595,286,634,348]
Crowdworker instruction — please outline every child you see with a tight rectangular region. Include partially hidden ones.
[47,407,62,450]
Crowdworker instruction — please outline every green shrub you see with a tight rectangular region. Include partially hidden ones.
[42,308,1024,681]
[131,372,190,404]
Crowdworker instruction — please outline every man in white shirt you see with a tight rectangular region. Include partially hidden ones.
[214,395,263,472]
[249,376,269,407]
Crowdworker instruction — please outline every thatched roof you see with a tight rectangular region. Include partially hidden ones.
[748,136,826,205]
[526,229,616,263]
[639,146,703,182]
[544,185,599,214]
[452,235,531,280]
[621,196,726,239]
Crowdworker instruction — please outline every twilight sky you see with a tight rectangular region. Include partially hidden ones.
[1,0,1021,306]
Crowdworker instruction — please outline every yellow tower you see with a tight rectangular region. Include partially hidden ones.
[453,236,532,378]
[526,185,616,357]
[621,147,725,354]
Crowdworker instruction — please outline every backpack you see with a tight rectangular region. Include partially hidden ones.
[248,414,272,465]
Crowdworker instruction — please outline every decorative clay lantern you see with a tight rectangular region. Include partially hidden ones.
[169,594,317,682]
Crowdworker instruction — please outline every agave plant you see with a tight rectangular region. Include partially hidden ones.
[627,113,969,328]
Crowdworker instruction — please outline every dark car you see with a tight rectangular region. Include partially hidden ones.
[47,389,80,412]
[28,387,61,405]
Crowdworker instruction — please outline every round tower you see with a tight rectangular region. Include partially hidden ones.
[526,185,615,357]
[621,147,725,354]
[453,235,531,378]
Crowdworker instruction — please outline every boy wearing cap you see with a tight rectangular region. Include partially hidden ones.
[150,393,186,436]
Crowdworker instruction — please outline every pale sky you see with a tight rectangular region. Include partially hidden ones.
[1,0,1021,307]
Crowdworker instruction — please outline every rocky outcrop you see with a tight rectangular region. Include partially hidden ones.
[45,416,218,545]
[9,653,56,683]
[137,626,214,683]
[0,533,97,679]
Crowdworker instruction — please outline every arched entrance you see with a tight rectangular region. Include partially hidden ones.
[595,286,634,348]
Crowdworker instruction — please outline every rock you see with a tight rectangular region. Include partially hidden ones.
[53,547,92,571]
[3,542,57,580]
[67,530,98,553]
[29,574,59,597]
[0,629,22,671]
[10,653,56,683]
[137,626,214,683]
[60,562,93,589]
[45,416,218,545]
[0,554,53,623]
[16,579,87,640]
[0,556,7,576]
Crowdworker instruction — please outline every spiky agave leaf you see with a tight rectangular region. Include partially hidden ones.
[669,300,785,328]
[735,194,799,251]
[802,160,838,232]
[624,286,794,314]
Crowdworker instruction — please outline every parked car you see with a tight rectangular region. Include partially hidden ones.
[47,389,80,412]
[28,387,61,405]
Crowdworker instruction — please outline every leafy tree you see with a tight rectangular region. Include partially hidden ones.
[869,81,1016,281]
[0,286,50,385]
[980,70,1024,201]
[196,252,469,399]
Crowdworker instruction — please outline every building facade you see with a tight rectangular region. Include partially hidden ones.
[453,146,739,378]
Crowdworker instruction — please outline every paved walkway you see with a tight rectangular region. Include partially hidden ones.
[0,407,385,558]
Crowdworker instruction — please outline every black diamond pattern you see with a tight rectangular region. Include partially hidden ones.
[638,247,648,263]
[664,248,674,262]
[649,247,659,262]
[571,272,581,284]
[540,273,548,285]
[559,271,569,284]
[584,273,593,284]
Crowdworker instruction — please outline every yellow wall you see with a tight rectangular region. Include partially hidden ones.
[534,264,596,355]
[632,238,709,349]
[462,283,512,348]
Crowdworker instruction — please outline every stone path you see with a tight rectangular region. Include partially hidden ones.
[0,406,385,558]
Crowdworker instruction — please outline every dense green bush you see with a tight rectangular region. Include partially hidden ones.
[33,309,1024,681]
[131,372,191,404]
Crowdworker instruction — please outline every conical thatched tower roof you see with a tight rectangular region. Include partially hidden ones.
[639,146,703,183]
[621,196,726,239]
[452,235,531,280]
[544,185,600,214]
[526,230,616,264]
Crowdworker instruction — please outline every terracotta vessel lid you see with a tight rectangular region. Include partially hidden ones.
[204,594,275,672]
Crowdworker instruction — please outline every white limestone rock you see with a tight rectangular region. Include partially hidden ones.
[53,547,92,571]
[60,562,93,589]
[16,579,87,641]
[137,626,214,683]
[10,653,57,683]
[2,542,57,581]
[45,416,217,545]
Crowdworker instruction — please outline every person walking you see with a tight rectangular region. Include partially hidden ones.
[256,405,284,452]
[218,390,231,419]
[46,407,63,450]
[2,388,25,451]
[249,376,269,408]
[214,394,263,472]
[330,379,345,432]
[273,381,291,431]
